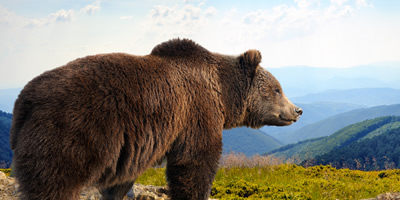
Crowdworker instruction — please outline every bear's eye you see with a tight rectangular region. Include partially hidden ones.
[274,89,281,94]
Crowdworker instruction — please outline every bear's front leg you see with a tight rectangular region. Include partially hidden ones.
[166,137,222,200]
[99,181,134,200]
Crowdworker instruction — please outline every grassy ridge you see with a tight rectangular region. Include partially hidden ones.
[136,165,400,199]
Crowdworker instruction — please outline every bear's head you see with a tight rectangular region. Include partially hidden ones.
[241,50,302,128]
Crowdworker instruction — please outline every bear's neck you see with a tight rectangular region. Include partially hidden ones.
[216,57,251,129]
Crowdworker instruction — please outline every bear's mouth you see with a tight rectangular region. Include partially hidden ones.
[279,115,297,123]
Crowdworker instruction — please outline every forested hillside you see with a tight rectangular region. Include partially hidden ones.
[0,110,12,167]
[313,125,400,170]
[268,116,400,164]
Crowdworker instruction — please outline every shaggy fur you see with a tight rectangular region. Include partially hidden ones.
[10,38,301,200]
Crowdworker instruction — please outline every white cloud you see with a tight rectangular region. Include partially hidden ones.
[336,5,354,17]
[80,0,101,15]
[51,9,74,22]
[0,6,75,28]
[295,0,319,9]
[0,5,26,28]
[330,0,348,6]
[238,0,361,41]
[183,0,206,6]
[356,0,373,8]
[25,9,74,27]
[205,6,216,17]
[2,1,100,28]
[149,4,216,27]
[139,0,377,56]
[120,16,133,20]
[2,0,396,90]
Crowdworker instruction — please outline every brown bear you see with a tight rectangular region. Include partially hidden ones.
[10,38,302,200]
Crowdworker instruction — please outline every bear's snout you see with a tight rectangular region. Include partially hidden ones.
[295,107,303,116]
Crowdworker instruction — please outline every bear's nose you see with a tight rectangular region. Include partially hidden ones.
[295,107,303,116]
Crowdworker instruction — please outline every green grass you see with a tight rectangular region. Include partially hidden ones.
[3,164,400,199]
[0,168,11,176]
[135,164,400,199]
[136,167,167,186]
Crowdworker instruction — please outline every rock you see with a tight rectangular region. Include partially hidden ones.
[0,174,218,200]
[0,172,18,200]
[80,186,103,200]
[376,193,400,200]
[363,193,400,200]
[0,171,6,179]
[133,184,169,200]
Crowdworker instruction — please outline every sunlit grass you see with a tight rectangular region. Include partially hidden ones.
[135,164,400,199]
[134,154,400,199]
[2,154,399,199]
[0,168,11,176]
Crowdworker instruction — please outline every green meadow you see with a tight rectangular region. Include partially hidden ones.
[136,154,400,200]
[2,154,400,199]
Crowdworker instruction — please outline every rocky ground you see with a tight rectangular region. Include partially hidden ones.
[1,171,399,200]
[0,171,169,200]
[0,171,213,200]
[79,184,169,200]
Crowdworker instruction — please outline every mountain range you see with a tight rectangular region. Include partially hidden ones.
[291,88,400,107]
[268,64,400,98]
[0,88,20,113]
[222,127,283,156]
[223,101,400,156]
[273,104,400,144]
[313,121,400,170]
[268,116,400,170]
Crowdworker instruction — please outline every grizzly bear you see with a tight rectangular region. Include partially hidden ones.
[10,38,302,200]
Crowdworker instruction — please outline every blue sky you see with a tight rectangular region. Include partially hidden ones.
[0,0,399,89]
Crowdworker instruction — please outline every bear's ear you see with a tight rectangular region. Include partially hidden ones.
[239,49,261,77]
[241,49,262,67]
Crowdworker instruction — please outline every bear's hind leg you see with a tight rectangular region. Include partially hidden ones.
[99,181,135,200]
[16,180,82,200]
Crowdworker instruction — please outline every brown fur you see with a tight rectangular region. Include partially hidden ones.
[10,38,301,200]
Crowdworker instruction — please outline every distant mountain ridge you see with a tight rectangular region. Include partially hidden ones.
[269,65,400,98]
[0,88,20,113]
[268,116,400,166]
[273,104,400,144]
[291,88,400,106]
[223,127,283,156]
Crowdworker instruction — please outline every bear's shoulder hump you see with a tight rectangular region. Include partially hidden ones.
[150,38,210,58]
